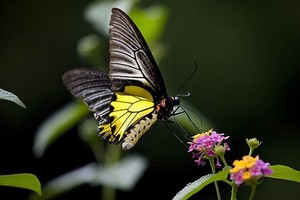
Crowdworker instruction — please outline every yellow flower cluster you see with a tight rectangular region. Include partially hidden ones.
[230,155,273,185]
[230,155,259,180]
[192,129,213,141]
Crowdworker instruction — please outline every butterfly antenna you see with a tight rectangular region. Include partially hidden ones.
[166,62,200,145]
[176,62,198,96]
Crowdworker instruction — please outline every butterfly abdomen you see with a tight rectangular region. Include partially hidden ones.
[122,113,158,150]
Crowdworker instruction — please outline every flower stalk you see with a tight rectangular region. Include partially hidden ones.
[249,181,257,200]
[209,158,221,200]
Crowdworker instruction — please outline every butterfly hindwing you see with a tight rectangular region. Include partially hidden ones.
[98,86,155,144]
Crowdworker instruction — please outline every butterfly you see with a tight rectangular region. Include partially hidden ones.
[62,8,180,150]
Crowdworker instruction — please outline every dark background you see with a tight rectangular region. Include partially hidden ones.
[0,0,299,199]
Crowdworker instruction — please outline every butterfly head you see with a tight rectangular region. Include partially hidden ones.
[174,96,180,106]
[155,96,180,120]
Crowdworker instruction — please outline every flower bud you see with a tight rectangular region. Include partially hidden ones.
[246,138,261,150]
[214,145,226,157]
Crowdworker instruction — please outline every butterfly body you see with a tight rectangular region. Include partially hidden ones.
[62,8,179,150]
[122,112,158,150]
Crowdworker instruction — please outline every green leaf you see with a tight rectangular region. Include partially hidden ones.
[33,101,89,157]
[129,6,168,63]
[267,165,300,183]
[84,1,168,43]
[84,0,136,36]
[0,173,41,195]
[130,6,168,44]
[77,34,104,67]
[173,169,229,200]
[0,88,26,108]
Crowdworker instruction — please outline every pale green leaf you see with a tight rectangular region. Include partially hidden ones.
[33,101,89,157]
[29,154,148,200]
[267,165,300,183]
[0,88,26,108]
[130,6,168,44]
[173,170,228,200]
[84,0,136,35]
[0,173,41,195]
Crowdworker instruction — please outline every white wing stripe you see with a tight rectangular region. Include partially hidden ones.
[110,39,135,57]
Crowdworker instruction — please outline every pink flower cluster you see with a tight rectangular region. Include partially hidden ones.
[188,129,230,166]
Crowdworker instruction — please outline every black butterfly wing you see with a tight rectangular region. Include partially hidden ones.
[109,8,168,97]
[62,68,114,123]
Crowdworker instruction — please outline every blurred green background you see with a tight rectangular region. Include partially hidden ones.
[0,0,299,199]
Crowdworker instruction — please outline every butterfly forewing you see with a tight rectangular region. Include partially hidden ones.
[109,8,167,96]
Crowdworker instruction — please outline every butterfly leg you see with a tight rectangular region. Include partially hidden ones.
[162,119,193,149]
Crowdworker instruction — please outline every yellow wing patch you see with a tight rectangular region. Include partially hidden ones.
[98,86,154,144]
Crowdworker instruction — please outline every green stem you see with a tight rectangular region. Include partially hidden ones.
[248,148,254,156]
[102,187,116,200]
[101,145,122,200]
[249,182,257,200]
[209,159,221,200]
[219,155,228,167]
[231,186,238,200]
[105,144,122,165]
[90,140,105,163]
